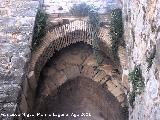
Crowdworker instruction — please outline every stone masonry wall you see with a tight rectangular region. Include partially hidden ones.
[123,0,160,119]
[0,0,39,119]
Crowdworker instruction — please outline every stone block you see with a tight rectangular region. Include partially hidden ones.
[98,64,113,76]
[111,86,124,97]
[105,80,116,91]
[100,75,111,84]
[93,70,107,83]
[112,79,120,87]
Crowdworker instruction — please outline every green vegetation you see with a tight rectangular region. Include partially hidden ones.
[110,8,123,60]
[32,9,48,50]
[70,3,102,65]
[70,3,92,17]
[146,45,156,70]
[128,65,145,108]
[88,9,102,65]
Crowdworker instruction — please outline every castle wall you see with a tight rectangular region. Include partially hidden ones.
[0,0,39,119]
[2,0,158,119]
[123,0,160,119]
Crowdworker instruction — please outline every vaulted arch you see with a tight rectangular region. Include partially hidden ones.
[23,19,128,118]
[28,19,112,91]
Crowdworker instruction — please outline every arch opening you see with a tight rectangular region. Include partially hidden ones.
[29,43,128,120]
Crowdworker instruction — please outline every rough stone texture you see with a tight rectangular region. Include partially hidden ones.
[28,17,114,94]
[123,0,160,119]
[34,43,126,113]
[0,0,39,119]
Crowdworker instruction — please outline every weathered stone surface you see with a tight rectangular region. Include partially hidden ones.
[10,1,39,17]
[0,0,39,119]
[105,80,116,91]
[11,57,26,69]
[122,70,129,90]
[111,86,123,97]
[98,64,113,76]
[123,0,160,119]
[0,84,20,102]
[1,102,17,119]
[93,70,107,83]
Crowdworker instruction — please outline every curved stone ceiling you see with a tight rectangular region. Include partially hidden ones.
[25,19,128,115]
[33,43,126,110]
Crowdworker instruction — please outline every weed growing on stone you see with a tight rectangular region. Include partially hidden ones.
[88,9,102,65]
[70,3,102,65]
[32,9,48,50]
[70,3,92,17]
[128,65,145,108]
[110,8,123,61]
